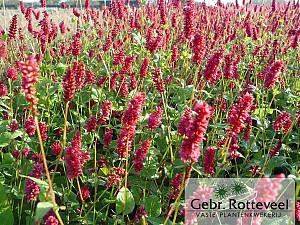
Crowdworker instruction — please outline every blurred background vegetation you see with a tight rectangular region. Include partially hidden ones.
[0,0,103,7]
[0,0,290,8]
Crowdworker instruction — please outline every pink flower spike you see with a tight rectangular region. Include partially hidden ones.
[264,60,283,89]
[78,186,90,201]
[84,114,98,132]
[7,67,18,81]
[24,163,44,202]
[203,147,216,175]
[65,131,90,179]
[51,141,62,157]
[0,81,8,97]
[20,55,40,115]
[147,106,163,130]
[133,139,150,174]
[24,116,36,135]
[273,111,292,133]
[179,101,211,163]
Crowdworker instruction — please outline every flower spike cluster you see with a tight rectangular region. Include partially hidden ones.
[24,163,44,202]
[84,114,98,132]
[20,55,39,115]
[264,60,283,88]
[269,140,282,158]
[133,139,150,174]
[183,1,195,40]
[51,141,62,157]
[273,111,292,133]
[147,106,163,130]
[8,15,18,40]
[140,57,150,79]
[65,131,90,179]
[7,67,18,81]
[0,81,8,97]
[63,67,75,103]
[227,92,254,136]
[116,92,146,158]
[202,45,225,84]
[24,115,36,135]
[178,101,211,163]
[183,186,214,224]
[203,146,216,174]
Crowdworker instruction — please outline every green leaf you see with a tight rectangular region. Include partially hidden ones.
[99,167,110,176]
[140,155,159,179]
[141,195,161,217]
[91,87,102,100]
[0,183,14,225]
[0,131,23,147]
[153,53,160,63]
[263,156,288,175]
[3,153,15,164]
[48,85,59,95]
[1,34,9,42]
[262,216,290,225]
[35,202,53,221]
[177,86,194,99]
[0,173,5,184]
[64,191,79,209]
[131,186,142,204]
[54,62,68,69]
[180,51,191,59]
[19,175,49,194]
[116,187,135,215]
[209,123,227,129]
[132,32,141,45]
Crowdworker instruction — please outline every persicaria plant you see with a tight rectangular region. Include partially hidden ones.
[0,0,299,224]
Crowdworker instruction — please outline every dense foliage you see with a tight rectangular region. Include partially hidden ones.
[0,0,299,224]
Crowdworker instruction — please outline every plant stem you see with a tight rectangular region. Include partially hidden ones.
[163,162,194,225]
[80,187,109,224]
[121,134,130,225]
[50,101,70,184]
[34,115,64,225]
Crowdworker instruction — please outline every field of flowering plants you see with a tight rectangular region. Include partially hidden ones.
[0,0,299,224]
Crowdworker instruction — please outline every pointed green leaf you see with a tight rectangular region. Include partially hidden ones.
[0,183,14,225]
[116,187,135,215]
[141,195,162,217]
[19,175,49,193]
[0,131,23,147]
[35,202,53,221]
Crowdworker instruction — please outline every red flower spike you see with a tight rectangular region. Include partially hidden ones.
[7,67,18,81]
[264,60,283,89]
[179,101,211,163]
[65,131,90,179]
[133,139,150,174]
[0,81,8,97]
[269,140,282,158]
[147,106,163,130]
[20,55,40,115]
[8,15,18,40]
[24,116,36,135]
[51,141,62,157]
[203,147,216,175]
[24,163,44,202]
[202,45,225,84]
[62,67,75,103]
